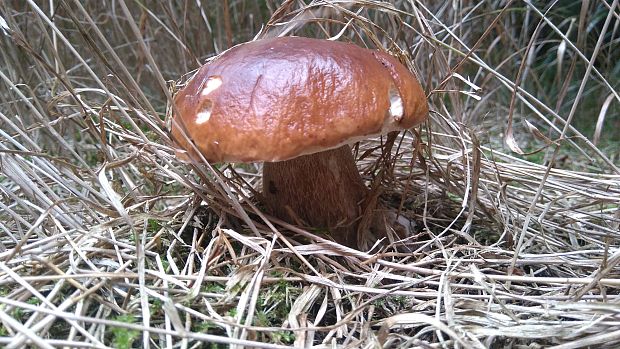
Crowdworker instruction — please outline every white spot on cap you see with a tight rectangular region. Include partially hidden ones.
[196,111,211,124]
[201,76,222,96]
[195,100,213,125]
[389,87,404,121]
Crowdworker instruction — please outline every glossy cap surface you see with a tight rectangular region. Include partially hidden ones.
[172,37,428,162]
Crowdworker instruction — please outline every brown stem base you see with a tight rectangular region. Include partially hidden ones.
[262,145,368,247]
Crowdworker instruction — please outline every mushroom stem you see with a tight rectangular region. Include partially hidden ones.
[262,145,368,247]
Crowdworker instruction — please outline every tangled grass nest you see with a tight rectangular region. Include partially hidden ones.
[1,1,619,348]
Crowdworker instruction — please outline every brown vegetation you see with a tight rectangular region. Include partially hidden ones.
[0,1,619,348]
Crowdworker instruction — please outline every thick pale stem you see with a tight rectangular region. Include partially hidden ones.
[262,145,368,247]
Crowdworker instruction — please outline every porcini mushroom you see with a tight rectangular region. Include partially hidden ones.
[171,37,428,247]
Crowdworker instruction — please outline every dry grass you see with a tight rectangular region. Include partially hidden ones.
[1,0,619,348]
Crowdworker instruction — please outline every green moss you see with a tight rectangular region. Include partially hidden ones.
[250,278,302,344]
[523,150,546,165]
[203,282,225,293]
[446,192,463,204]
[149,299,163,317]
[109,315,140,349]
[26,297,41,305]
[271,331,295,344]
[11,307,24,322]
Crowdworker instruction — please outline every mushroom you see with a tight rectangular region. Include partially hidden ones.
[171,37,428,247]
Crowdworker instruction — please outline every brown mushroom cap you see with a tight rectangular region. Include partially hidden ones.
[172,37,428,163]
